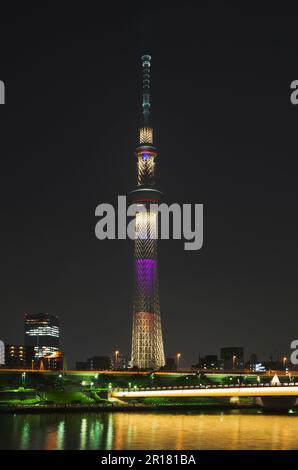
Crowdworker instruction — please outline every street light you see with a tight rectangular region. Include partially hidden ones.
[176,353,181,370]
[232,355,237,370]
[283,357,287,369]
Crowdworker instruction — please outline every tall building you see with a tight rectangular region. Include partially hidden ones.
[24,313,60,358]
[130,55,165,369]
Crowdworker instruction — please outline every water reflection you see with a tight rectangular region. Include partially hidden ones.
[57,420,65,450]
[20,421,30,450]
[0,411,298,450]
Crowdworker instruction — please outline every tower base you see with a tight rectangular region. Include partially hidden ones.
[131,311,165,370]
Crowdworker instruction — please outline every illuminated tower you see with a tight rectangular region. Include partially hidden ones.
[130,55,165,369]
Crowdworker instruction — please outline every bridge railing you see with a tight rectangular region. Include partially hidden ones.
[112,382,298,393]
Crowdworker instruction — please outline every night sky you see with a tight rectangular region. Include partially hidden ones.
[1,2,298,368]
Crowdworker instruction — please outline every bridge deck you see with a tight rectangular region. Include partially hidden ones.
[112,383,298,398]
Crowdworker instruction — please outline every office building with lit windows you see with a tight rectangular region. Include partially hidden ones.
[4,344,34,369]
[24,313,60,358]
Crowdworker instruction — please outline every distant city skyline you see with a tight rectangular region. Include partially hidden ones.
[0,309,293,370]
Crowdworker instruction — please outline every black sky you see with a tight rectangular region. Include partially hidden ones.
[0,2,298,368]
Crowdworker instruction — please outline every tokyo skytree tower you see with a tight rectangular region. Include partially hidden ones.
[130,54,166,369]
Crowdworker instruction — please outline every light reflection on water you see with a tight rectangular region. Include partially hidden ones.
[0,411,298,450]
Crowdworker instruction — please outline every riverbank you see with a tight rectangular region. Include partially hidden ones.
[0,402,260,414]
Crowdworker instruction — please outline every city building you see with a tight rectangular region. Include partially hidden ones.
[249,362,266,372]
[31,351,64,371]
[192,355,223,370]
[112,351,127,370]
[245,353,264,371]
[130,54,165,369]
[76,361,89,371]
[4,344,34,369]
[220,347,244,370]
[76,356,111,371]
[262,358,295,371]
[24,313,60,359]
[89,356,111,370]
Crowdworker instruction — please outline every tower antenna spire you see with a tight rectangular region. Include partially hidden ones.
[141,54,151,126]
[139,54,153,144]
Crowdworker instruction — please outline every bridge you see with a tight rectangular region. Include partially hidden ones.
[111,382,298,409]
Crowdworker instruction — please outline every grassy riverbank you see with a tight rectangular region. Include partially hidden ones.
[0,402,259,414]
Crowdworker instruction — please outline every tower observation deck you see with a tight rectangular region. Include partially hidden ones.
[130,55,166,369]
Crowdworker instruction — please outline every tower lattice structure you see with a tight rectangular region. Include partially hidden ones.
[130,54,165,369]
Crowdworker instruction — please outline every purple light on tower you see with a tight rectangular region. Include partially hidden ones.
[135,259,157,296]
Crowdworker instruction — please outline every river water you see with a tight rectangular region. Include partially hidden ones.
[0,410,297,450]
